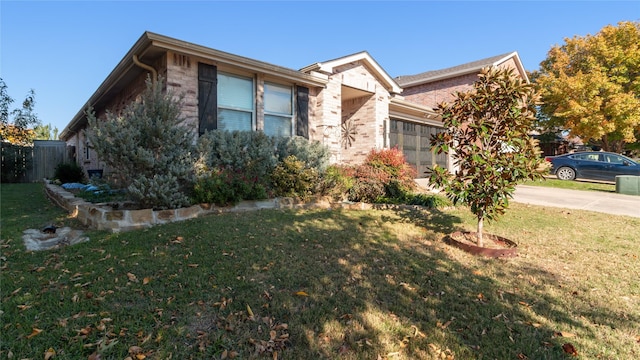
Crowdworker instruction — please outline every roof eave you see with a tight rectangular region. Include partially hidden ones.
[61,32,329,141]
[303,51,402,94]
[147,32,328,87]
[389,96,440,122]
[60,32,153,140]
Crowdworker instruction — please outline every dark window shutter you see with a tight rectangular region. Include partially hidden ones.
[198,63,217,136]
[295,86,309,139]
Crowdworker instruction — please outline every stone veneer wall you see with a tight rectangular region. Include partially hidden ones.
[44,182,385,233]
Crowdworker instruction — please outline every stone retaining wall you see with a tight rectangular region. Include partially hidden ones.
[44,182,383,233]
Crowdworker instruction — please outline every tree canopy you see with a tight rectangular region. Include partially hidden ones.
[531,21,640,153]
[1,78,40,145]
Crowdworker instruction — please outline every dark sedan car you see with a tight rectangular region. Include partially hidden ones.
[545,151,640,182]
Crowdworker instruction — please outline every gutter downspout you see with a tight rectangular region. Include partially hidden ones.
[133,55,157,83]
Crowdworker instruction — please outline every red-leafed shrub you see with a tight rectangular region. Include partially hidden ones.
[341,148,417,203]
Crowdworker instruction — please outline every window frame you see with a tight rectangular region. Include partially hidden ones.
[217,71,256,132]
[263,81,294,137]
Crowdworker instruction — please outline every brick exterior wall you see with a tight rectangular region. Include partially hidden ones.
[314,61,391,165]
[310,76,343,163]
[166,51,199,138]
[401,59,522,110]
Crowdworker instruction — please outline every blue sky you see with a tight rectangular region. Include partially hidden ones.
[1,1,638,135]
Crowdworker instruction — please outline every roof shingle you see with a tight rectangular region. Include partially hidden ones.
[394,52,516,86]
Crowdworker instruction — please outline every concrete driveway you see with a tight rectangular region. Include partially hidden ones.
[512,185,640,218]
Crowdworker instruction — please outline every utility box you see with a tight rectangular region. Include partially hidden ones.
[615,175,640,196]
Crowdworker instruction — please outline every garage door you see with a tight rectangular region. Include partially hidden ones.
[389,119,447,178]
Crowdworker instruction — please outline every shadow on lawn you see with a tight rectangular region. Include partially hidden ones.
[246,208,598,359]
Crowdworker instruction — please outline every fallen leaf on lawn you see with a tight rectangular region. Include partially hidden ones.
[518,301,530,307]
[127,273,138,282]
[11,287,22,295]
[44,347,56,359]
[516,353,528,359]
[294,291,309,297]
[173,236,184,243]
[472,270,482,275]
[26,327,43,339]
[636,335,640,343]
[143,277,151,285]
[554,331,576,338]
[562,343,578,356]
[17,304,32,311]
[88,352,102,360]
[246,304,255,318]
[128,346,143,354]
[187,264,199,268]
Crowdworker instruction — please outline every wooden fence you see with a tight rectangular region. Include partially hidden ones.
[1,140,74,183]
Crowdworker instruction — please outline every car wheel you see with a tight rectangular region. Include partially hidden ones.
[556,167,576,180]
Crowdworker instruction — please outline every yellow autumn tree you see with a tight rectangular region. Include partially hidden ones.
[531,21,640,153]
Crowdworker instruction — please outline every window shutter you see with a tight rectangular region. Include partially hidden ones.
[198,63,217,136]
[295,86,309,139]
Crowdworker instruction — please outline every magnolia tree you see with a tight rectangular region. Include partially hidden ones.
[430,67,546,247]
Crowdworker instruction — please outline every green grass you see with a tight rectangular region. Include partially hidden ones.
[522,177,616,192]
[1,183,639,359]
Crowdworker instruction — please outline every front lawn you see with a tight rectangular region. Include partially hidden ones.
[1,183,638,359]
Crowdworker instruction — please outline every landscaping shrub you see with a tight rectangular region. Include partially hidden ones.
[318,165,354,201]
[196,130,276,186]
[54,162,85,184]
[274,136,330,172]
[365,147,417,193]
[87,76,194,210]
[270,155,318,199]
[346,164,388,203]
[345,148,418,203]
[405,193,451,208]
[192,167,267,206]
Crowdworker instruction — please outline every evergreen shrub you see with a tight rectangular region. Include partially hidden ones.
[192,167,267,206]
[195,130,276,185]
[87,77,194,210]
[54,162,85,184]
[270,155,318,199]
[318,165,354,201]
[274,136,330,172]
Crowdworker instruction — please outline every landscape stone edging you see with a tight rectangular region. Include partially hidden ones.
[44,182,424,233]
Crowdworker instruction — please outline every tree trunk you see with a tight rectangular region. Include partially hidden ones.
[476,216,484,247]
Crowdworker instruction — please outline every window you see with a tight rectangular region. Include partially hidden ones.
[264,82,293,137]
[605,154,625,164]
[573,153,601,161]
[85,141,90,161]
[217,72,254,131]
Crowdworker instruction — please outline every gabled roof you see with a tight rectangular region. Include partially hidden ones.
[301,51,403,94]
[395,52,528,87]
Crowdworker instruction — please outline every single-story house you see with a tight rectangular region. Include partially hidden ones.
[60,31,528,178]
